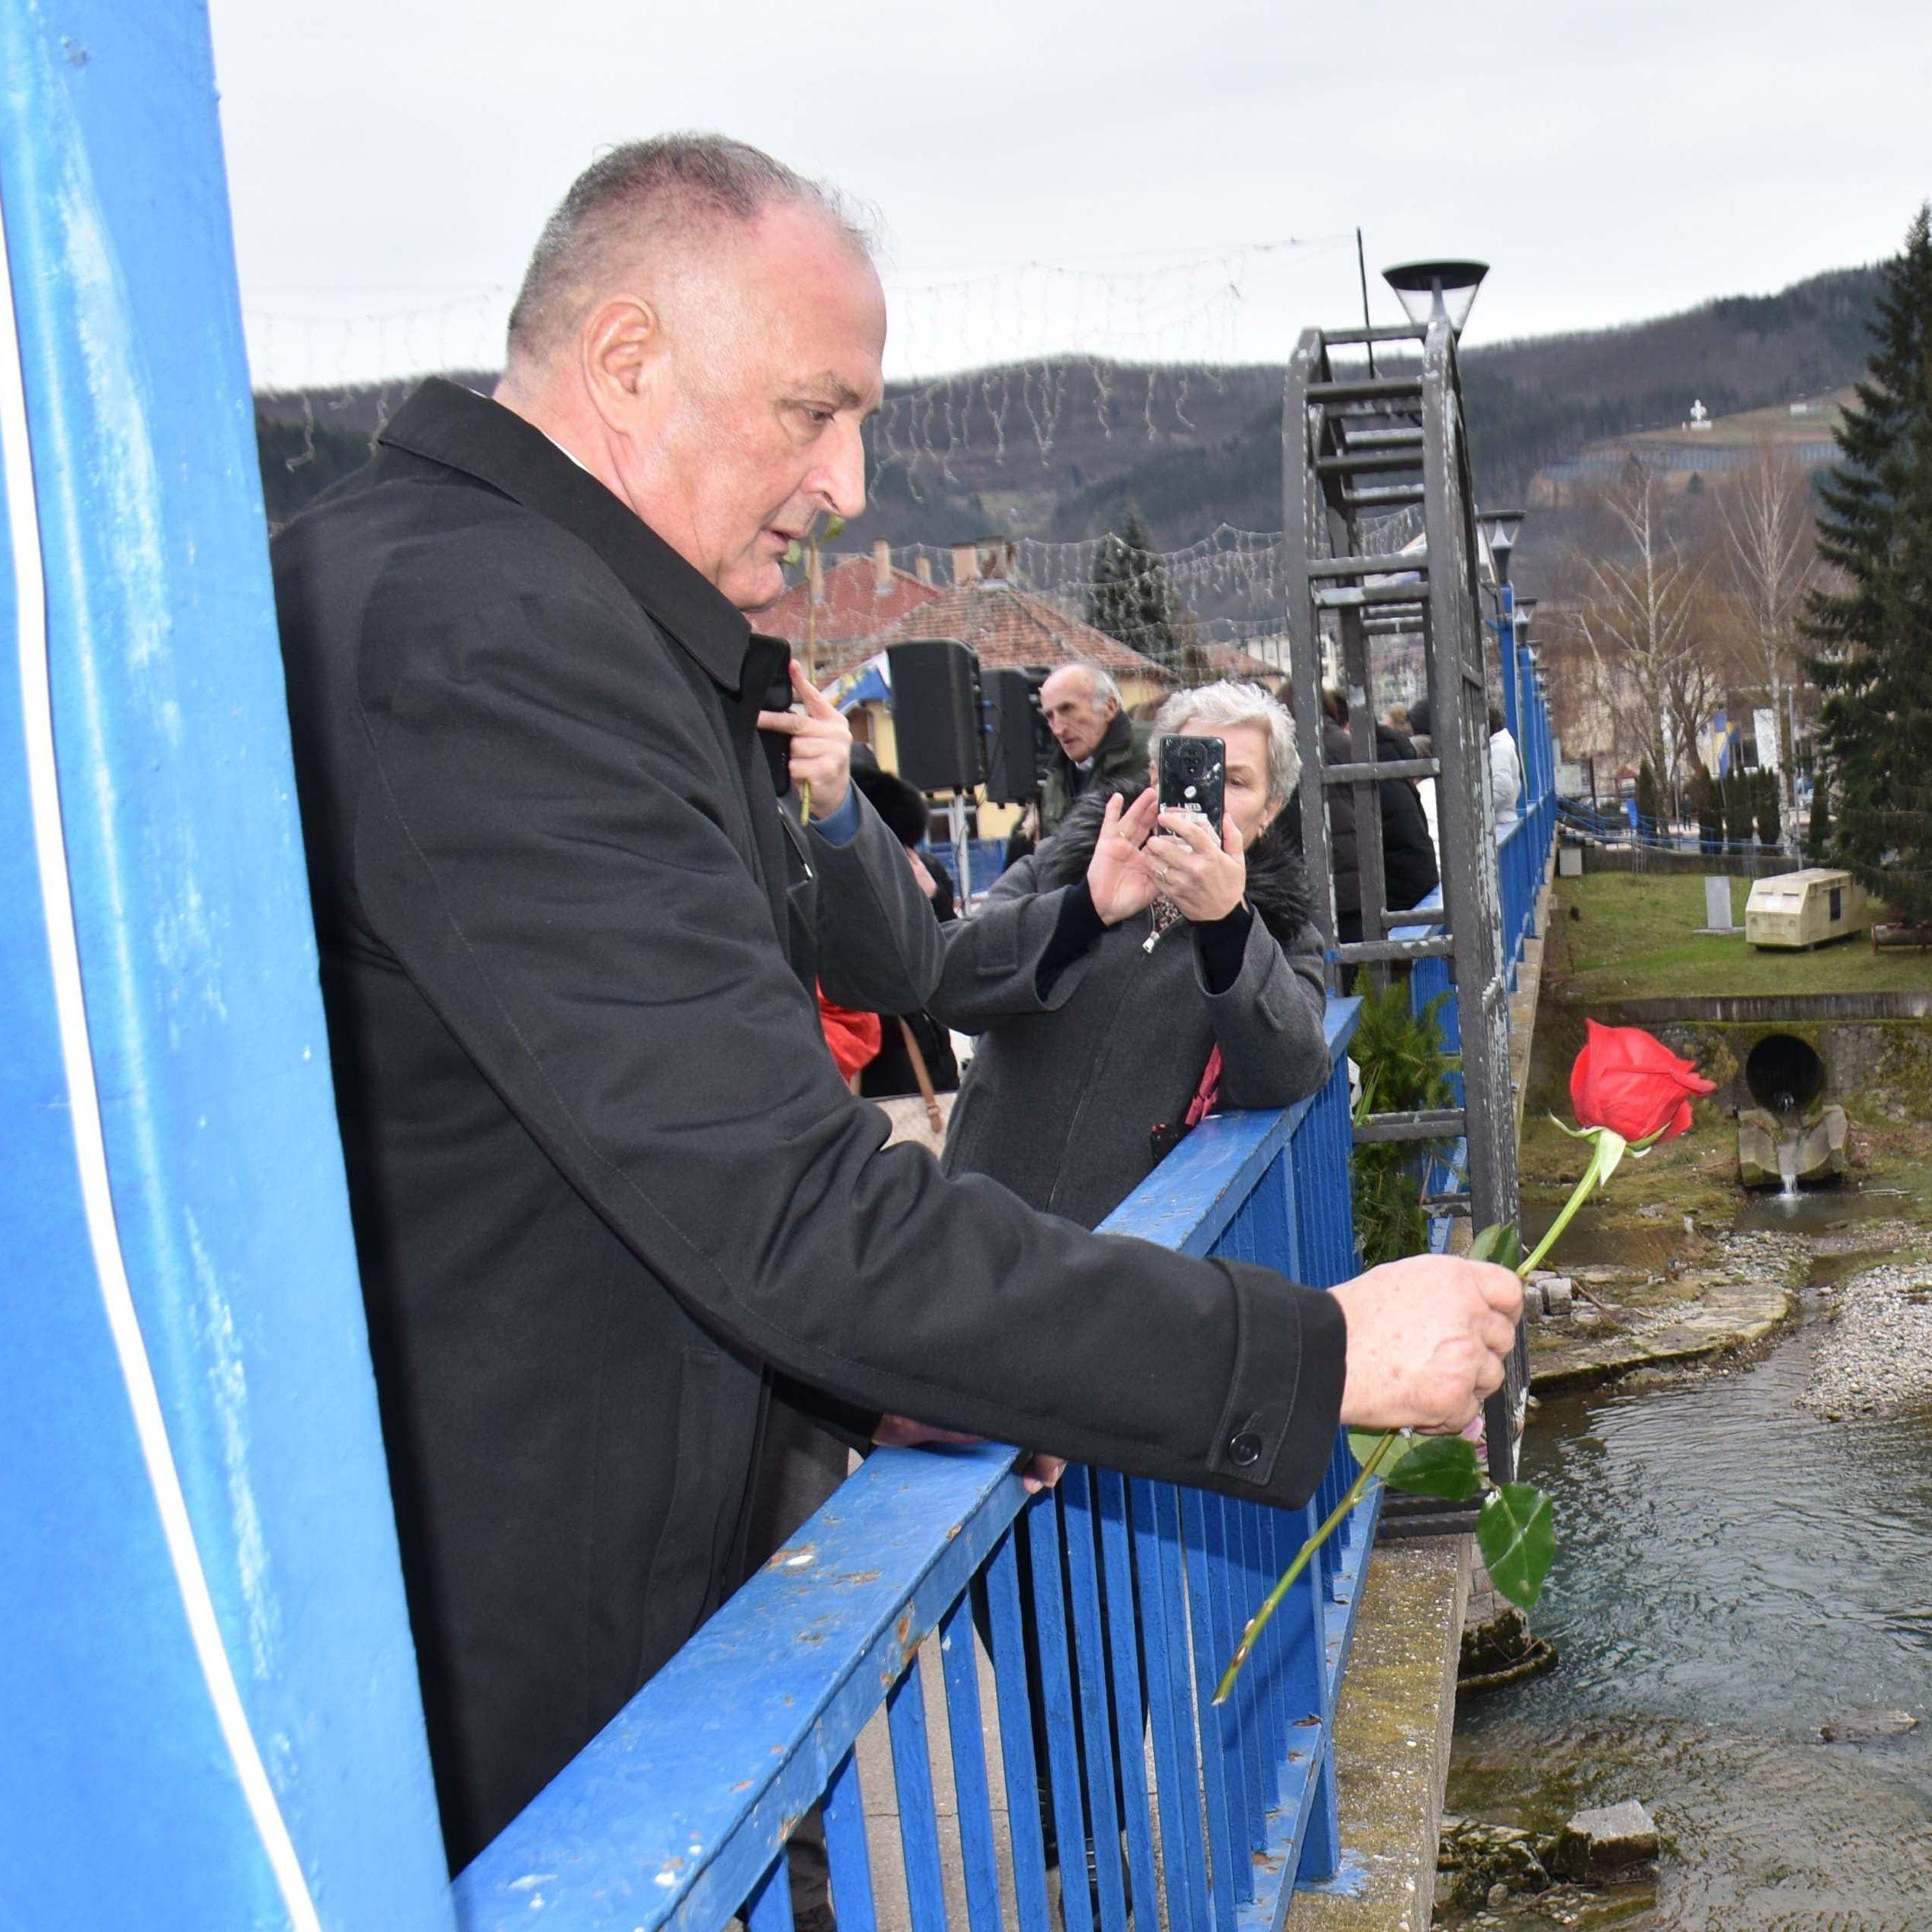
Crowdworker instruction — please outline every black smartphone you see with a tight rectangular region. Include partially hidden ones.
[1158,734,1225,838]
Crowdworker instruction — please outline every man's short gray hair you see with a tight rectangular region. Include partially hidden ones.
[1150,680,1299,802]
[1047,662,1120,710]
[506,134,875,363]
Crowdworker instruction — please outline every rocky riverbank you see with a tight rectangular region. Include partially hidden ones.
[1804,1244,1932,1417]
[1523,1229,1803,1393]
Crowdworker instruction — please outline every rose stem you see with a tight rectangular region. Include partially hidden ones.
[1213,1429,1405,1705]
[1513,1138,1609,1280]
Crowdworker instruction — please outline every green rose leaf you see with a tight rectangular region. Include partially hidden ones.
[1380,1433,1483,1501]
[1477,1481,1554,1609]
[1344,1431,1481,1500]
[1469,1220,1522,1270]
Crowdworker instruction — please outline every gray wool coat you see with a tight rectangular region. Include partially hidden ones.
[935,787,1332,1229]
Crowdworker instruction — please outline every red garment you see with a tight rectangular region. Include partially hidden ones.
[817,988,882,1082]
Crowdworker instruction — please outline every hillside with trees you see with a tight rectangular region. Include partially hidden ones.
[254,261,1885,547]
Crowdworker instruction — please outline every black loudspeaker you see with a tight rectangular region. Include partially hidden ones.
[888,638,984,791]
[982,666,1055,804]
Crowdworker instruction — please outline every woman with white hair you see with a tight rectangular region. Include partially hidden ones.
[931,679,1330,1229]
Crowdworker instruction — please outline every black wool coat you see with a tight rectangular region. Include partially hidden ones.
[935,786,1332,1229]
[273,380,1347,1867]
[1319,718,1439,919]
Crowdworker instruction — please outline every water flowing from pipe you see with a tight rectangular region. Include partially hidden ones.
[1777,1133,1801,1198]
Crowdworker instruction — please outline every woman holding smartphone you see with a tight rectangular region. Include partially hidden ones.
[930,679,1330,1230]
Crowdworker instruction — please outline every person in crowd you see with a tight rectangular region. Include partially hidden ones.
[850,761,961,1103]
[1297,682,1360,951]
[933,681,1331,1227]
[937,679,1330,1873]
[271,131,1522,1866]
[1280,683,1439,979]
[1327,684,1440,919]
[1490,702,1523,829]
[1037,663,1149,837]
[1406,693,1441,856]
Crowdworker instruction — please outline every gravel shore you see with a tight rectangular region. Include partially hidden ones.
[1806,1256,1932,1416]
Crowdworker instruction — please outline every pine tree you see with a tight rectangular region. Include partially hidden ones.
[1634,757,1662,830]
[1805,777,1833,864]
[1690,767,1724,851]
[1753,769,1781,848]
[1803,204,1932,921]
[1085,507,1186,670]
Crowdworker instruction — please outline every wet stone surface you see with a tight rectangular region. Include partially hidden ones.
[1522,1227,1803,1393]
[1444,1716,1932,1931]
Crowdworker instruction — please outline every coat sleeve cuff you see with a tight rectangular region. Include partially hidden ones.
[1207,1261,1348,1508]
[807,786,864,847]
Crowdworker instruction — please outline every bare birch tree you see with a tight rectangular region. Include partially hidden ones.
[1715,447,1815,827]
[1568,457,1716,804]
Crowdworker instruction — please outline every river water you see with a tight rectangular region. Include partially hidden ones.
[1448,1288,1932,1929]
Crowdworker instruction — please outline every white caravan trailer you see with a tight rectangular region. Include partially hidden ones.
[1744,869,1871,949]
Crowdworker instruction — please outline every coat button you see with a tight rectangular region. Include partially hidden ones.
[1227,1430,1263,1467]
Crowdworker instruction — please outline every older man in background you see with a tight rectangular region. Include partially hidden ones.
[1038,663,1149,836]
[272,132,1522,1869]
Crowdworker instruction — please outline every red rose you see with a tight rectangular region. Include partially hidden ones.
[1569,1019,1715,1143]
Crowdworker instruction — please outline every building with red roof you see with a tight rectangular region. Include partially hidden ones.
[757,540,938,662]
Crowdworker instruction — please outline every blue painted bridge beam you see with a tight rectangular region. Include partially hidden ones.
[0,4,452,1926]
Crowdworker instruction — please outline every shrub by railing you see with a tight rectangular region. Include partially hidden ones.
[455,1003,1374,1932]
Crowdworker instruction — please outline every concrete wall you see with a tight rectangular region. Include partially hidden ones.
[1567,996,1932,1119]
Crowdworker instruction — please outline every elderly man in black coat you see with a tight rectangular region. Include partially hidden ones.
[272,133,1520,1869]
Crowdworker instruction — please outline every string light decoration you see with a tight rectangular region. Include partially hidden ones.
[242,230,1389,654]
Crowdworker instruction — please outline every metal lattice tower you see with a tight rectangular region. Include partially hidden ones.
[1282,316,1527,1490]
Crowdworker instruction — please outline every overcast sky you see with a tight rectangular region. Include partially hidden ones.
[210,0,1930,393]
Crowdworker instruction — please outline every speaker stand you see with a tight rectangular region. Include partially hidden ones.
[948,796,973,906]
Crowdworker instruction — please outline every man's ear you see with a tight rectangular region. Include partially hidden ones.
[581,295,666,433]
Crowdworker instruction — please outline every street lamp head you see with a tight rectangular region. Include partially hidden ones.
[1381,259,1490,336]
[1479,507,1524,583]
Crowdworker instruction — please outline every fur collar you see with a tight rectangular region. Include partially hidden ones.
[1032,779,1312,942]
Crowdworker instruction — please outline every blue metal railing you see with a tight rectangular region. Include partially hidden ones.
[1399,643,1559,1252]
[917,836,1013,899]
[457,1003,1376,1932]
[1557,796,1799,865]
